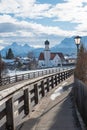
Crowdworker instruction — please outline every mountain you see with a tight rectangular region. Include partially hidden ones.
[51,36,87,54]
[1,36,87,58]
[51,37,76,54]
[32,48,44,57]
[1,42,34,57]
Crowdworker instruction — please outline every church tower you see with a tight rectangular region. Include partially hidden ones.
[44,40,50,67]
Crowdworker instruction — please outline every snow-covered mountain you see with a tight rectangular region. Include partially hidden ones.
[32,48,44,57]
[51,36,87,54]
[1,36,87,57]
[1,42,34,57]
[51,37,76,54]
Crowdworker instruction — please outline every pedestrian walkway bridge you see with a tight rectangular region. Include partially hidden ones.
[0,67,76,130]
[20,76,81,130]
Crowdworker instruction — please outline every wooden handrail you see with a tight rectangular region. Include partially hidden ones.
[0,67,73,86]
[0,68,74,130]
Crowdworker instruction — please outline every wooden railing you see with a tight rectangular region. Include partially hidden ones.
[0,68,74,130]
[0,67,71,86]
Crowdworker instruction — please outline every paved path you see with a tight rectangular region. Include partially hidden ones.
[19,76,82,130]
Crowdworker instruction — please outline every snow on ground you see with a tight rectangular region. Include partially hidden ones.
[7,66,71,76]
[7,69,45,76]
[50,82,68,100]
[7,67,62,76]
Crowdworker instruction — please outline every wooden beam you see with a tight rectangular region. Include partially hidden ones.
[6,98,15,130]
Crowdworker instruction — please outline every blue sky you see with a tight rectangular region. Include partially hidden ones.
[0,0,87,49]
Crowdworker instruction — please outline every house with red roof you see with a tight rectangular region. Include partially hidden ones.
[38,40,66,68]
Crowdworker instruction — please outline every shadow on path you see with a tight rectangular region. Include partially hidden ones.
[19,81,82,130]
[35,83,81,130]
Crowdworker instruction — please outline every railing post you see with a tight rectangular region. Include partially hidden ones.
[6,98,15,130]
[33,72,34,78]
[24,88,29,115]
[46,70,48,75]
[15,75,17,82]
[34,84,39,104]
[41,80,45,97]
[38,71,40,77]
[0,78,2,86]
[55,75,57,86]
[67,71,69,77]
[61,72,63,81]
[51,76,54,88]
[65,71,66,79]
[64,72,65,80]
[42,71,43,76]
[22,74,24,80]
[47,78,49,92]
[8,77,10,84]
[28,73,30,79]
[58,73,60,83]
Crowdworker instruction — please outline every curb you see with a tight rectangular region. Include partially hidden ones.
[75,104,87,130]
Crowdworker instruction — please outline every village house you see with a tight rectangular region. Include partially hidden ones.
[38,40,66,68]
[65,57,76,65]
[64,55,76,65]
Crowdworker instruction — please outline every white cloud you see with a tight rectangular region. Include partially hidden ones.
[0,15,17,23]
[44,0,87,37]
[0,0,19,13]
[0,0,87,48]
[48,0,87,23]
[0,15,75,38]
[0,0,51,19]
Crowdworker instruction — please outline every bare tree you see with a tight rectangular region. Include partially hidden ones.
[28,51,34,60]
[0,54,5,79]
[28,51,37,69]
[74,44,87,83]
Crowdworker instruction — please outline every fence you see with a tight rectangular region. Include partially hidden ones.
[73,78,87,127]
[0,68,74,130]
[0,67,71,86]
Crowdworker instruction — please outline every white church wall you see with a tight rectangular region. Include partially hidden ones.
[38,60,45,68]
[44,50,50,67]
[52,54,62,66]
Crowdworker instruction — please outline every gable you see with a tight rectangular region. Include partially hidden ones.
[39,52,44,60]
[39,52,65,61]
[53,54,60,60]
[50,52,64,60]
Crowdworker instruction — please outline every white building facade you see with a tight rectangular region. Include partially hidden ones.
[38,40,66,68]
[44,40,50,67]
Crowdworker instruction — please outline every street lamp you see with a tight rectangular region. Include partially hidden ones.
[74,36,81,55]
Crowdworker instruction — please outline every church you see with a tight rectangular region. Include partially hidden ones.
[38,40,66,68]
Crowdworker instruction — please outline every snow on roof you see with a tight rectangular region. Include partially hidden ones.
[39,52,64,60]
[2,59,15,63]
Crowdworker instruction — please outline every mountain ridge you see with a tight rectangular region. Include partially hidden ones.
[1,36,87,57]
[1,42,34,57]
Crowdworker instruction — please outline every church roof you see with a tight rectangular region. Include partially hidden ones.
[45,40,49,45]
[39,52,65,61]
[39,52,44,60]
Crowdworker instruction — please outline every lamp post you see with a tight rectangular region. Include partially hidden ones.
[74,36,81,55]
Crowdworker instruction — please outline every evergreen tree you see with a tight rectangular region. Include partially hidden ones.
[6,48,14,59]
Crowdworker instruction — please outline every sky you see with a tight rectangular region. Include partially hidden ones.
[0,0,87,49]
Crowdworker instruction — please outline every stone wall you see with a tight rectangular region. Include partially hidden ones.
[73,78,87,126]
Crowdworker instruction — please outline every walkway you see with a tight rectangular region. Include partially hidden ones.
[18,76,83,130]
